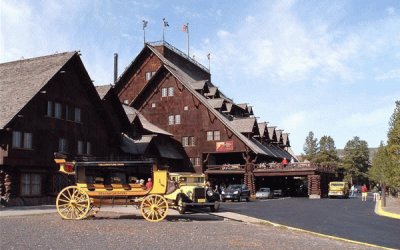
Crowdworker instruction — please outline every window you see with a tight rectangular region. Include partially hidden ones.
[214,131,221,141]
[78,140,84,155]
[21,173,42,196]
[145,71,155,81]
[151,103,156,108]
[59,138,68,153]
[86,142,91,155]
[206,131,221,141]
[184,106,189,111]
[23,133,32,149]
[182,137,189,147]
[175,115,181,124]
[206,131,213,141]
[189,136,195,146]
[194,157,201,166]
[55,102,62,119]
[47,101,53,117]
[124,99,129,105]
[168,87,174,96]
[12,131,22,148]
[168,115,174,125]
[74,108,81,123]
[161,88,168,97]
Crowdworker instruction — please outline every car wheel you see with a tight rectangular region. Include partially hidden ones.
[237,196,241,202]
[246,197,250,202]
[176,196,186,214]
[221,198,226,202]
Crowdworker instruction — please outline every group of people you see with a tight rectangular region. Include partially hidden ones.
[350,184,381,201]
[134,178,152,190]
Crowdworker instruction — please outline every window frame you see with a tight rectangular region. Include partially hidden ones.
[20,173,42,196]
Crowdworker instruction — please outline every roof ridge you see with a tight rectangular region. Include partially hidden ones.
[0,51,77,66]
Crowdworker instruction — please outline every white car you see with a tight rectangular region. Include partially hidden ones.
[256,187,274,199]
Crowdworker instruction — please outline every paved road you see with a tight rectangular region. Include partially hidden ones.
[221,196,400,249]
[0,211,375,250]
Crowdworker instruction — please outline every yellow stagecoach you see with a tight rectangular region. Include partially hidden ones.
[54,157,174,222]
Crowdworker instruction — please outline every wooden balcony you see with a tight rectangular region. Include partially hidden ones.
[205,164,246,174]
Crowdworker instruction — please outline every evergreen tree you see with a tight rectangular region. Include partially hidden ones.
[315,135,339,164]
[342,136,369,184]
[386,100,400,187]
[303,131,318,161]
[369,142,395,187]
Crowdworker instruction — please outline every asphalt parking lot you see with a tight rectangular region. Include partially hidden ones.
[0,208,377,250]
[221,196,400,249]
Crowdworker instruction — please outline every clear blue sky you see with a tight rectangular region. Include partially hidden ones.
[1,0,399,154]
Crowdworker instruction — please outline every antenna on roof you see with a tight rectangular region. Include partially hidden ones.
[162,18,169,41]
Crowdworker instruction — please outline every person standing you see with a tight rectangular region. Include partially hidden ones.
[281,158,288,168]
[350,184,355,197]
[361,184,368,201]
[372,185,379,202]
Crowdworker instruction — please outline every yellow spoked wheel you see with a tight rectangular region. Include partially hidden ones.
[56,186,91,220]
[140,194,169,222]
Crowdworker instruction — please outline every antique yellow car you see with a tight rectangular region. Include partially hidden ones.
[328,181,349,198]
[54,157,174,222]
[164,172,220,214]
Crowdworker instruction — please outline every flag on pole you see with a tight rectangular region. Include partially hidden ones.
[207,53,210,60]
[142,20,148,29]
[163,18,169,27]
[182,24,188,33]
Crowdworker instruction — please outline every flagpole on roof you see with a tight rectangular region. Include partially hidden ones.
[142,20,148,45]
[181,23,190,57]
[162,18,169,42]
[207,53,211,72]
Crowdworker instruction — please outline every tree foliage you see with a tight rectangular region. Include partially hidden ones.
[342,136,369,183]
[314,135,339,164]
[303,131,318,161]
[372,100,400,188]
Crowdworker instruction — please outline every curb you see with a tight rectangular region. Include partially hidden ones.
[213,212,395,250]
[375,200,400,220]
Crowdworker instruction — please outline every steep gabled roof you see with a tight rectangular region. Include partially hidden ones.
[207,98,226,110]
[267,126,277,142]
[275,129,283,143]
[122,105,172,136]
[282,133,290,146]
[257,122,269,138]
[96,85,112,99]
[231,117,259,135]
[0,52,77,128]
[206,86,220,98]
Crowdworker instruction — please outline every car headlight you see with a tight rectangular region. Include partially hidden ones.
[207,190,214,196]
[221,191,225,195]
[234,190,239,194]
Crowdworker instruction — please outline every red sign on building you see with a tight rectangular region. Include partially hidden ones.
[216,141,234,152]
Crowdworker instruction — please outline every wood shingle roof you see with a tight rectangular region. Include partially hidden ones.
[0,52,77,128]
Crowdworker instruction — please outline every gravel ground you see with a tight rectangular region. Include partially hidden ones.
[0,212,378,250]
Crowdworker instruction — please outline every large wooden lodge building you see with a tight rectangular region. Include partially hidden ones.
[0,41,336,205]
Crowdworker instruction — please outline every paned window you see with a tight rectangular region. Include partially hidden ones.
[184,106,189,111]
[59,138,68,153]
[162,88,168,97]
[214,131,221,141]
[145,71,156,81]
[74,108,81,123]
[194,157,201,166]
[23,133,32,149]
[151,103,156,108]
[206,131,213,141]
[182,137,189,147]
[189,136,195,146]
[47,101,53,117]
[78,140,84,155]
[12,131,22,148]
[86,142,91,155]
[168,87,174,96]
[175,115,181,124]
[55,102,62,119]
[21,173,42,196]
[168,115,174,125]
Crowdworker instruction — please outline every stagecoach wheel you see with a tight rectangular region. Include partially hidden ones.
[140,194,169,222]
[56,186,90,220]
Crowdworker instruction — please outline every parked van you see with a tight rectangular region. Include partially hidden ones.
[328,181,349,198]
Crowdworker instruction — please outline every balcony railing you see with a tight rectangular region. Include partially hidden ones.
[147,41,210,73]
[206,164,245,171]
[205,162,336,173]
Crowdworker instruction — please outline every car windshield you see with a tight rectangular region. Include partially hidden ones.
[228,185,241,190]
[330,183,345,187]
[259,188,270,192]
[178,177,204,184]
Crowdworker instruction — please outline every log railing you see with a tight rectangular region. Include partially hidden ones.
[206,162,336,173]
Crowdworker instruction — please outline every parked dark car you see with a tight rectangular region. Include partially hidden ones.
[273,189,283,197]
[221,184,250,202]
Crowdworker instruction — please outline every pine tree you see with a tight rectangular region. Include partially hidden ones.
[342,136,369,184]
[386,100,400,187]
[303,131,318,161]
[315,135,339,164]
